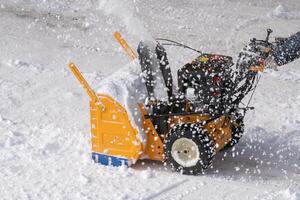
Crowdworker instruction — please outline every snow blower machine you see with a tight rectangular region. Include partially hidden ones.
[69,29,300,175]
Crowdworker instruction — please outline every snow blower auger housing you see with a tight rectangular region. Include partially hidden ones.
[69,63,143,166]
[69,30,300,175]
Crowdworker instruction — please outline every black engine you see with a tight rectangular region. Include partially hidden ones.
[177,53,234,115]
[137,29,300,134]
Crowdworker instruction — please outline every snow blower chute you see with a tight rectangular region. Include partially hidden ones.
[69,30,300,174]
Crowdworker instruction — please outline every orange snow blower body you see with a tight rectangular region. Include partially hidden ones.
[68,32,233,167]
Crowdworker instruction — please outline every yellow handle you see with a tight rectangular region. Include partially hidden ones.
[114,32,138,61]
[68,63,99,102]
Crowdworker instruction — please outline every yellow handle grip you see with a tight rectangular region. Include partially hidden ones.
[68,63,99,102]
[114,32,138,61]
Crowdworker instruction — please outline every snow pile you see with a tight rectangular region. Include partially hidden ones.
[97,60,148,142]
[96,41,171,143]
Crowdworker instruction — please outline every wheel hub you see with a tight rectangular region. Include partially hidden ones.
[171,138,199,167]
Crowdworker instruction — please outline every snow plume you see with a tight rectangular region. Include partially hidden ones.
[98,0,153,41]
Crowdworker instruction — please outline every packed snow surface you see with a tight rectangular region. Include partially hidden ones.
[0,0,300,199]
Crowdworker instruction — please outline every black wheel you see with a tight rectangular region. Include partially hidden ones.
[163,123,216,175]
[223,115,244,150]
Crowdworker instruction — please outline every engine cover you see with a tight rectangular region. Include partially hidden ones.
[178,53,234,115]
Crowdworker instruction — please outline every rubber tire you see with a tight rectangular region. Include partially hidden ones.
[223,120,244,150]
[163,123,216,175]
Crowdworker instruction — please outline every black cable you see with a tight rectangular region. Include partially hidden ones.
[156,38,203,54]
[246,74,261,108]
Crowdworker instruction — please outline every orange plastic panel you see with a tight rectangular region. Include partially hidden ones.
[68,62,143,163]
[169,114,210,127]
[139,105,164,161]
[203,116,232,151]
[169,114,232,152]
[90,94,143,162]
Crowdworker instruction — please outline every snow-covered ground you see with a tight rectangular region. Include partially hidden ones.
[0,0,300,199]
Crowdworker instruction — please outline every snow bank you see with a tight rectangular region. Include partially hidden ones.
[97,60,148,143]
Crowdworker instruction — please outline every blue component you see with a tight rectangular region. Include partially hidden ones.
[92,152,129,167]
[273,31,300,66]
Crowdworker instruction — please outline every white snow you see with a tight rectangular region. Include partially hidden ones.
[96,60,147,143]
[268,4,290,19]
[0,0,300,199]
[98,0,152,41]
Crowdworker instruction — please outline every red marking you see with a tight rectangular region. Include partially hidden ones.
[213,75,221,85]
[212,91,221,97]
[259,58,265,66]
